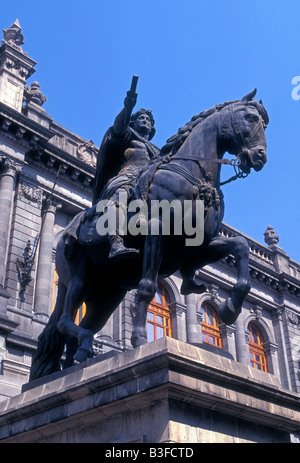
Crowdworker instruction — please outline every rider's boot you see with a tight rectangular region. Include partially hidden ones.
[108,235,139,262]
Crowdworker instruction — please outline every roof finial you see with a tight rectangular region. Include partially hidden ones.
[2,19,24,49]
[264,225,279,246]
[23,81,47,107]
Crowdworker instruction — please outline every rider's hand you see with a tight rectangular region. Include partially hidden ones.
[124,92,137,112]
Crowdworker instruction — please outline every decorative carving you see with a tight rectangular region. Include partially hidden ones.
[2,19,24,50]
[15,127,26,140]
[71,170,80,181]
[207,283,219,300]
[82,175,92,188]
[5,58,28,78]
[264,225,279,246]
[19,182,43,205]
[28,135,46,160]
[263,341,278,355]
[286,310,300,328]
[271,306,284,321]
[16,240,34,302]
[77,140,97,167]
[0,120,12,132]
[169,302,185,318]
[250,305,263,319]
[42,196,62,214]
[197,177,221,210]
[219,323,235,337]
[46,156,55,169]
[58,163,68,175]
[23,82,47,107]
[0,157,21,177]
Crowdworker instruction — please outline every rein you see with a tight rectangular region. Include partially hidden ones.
[169,154,248,186]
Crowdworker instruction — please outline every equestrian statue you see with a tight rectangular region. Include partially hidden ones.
[29,76,268,381]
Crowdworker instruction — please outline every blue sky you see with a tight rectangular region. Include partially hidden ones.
[2,0,300,262]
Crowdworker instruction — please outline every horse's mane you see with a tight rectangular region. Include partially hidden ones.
[161,98,269,156]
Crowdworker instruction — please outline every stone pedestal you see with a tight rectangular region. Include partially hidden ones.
[0,337,299,443]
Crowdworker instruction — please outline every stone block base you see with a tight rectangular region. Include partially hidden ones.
[0,337,299,443]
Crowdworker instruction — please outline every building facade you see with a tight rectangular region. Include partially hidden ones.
[0,20,299,404]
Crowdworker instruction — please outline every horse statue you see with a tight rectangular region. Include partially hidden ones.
[29,88,268,381]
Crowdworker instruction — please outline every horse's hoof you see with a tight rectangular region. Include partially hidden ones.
[131,332,148,348]
[180,280,206,296]
[73,346,95,364]
[219,298,240,325]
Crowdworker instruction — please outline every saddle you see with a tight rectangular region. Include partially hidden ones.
[75,158,163,248]
[78,212,108,246]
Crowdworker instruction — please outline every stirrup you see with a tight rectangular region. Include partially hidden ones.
[108,246,140,262]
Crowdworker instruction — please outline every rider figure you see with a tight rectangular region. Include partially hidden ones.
[87,80,160,261]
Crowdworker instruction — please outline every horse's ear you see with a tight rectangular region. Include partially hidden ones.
[241,88,257,101]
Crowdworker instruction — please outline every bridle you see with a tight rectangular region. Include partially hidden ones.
[170,101,266,186]
[228,102,267,153]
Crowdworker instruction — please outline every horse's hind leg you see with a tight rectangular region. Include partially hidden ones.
[131,218,164,348]
[57,270,94,364]
[64,286,127,368]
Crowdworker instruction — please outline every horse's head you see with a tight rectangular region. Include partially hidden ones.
[224,89,269,174]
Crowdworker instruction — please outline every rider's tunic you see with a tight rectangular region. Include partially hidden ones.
[93,126,160,205]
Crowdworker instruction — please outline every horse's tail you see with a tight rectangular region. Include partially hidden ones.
[29,280,67,382]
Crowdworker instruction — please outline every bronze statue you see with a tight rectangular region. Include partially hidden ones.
[64,76,160,262]
[88,76,160,261]
[29,80,268,381]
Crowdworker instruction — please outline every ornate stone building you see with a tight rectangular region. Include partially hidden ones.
[0,19,299,413]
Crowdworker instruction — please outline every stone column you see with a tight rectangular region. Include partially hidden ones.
[0,159,20,307]
[33,199,60,321]
[169,302,187,342]
[185,293,201,346]
[235,313,250,365]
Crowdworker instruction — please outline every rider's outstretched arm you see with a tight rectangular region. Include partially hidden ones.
[113,76,138,136]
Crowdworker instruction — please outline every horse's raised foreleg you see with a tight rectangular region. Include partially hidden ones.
[131,218,164,348]
[181,235,251,325]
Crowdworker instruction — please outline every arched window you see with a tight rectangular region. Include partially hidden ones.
[248,322,268,372]
[147,285,172,342]
[52,269,86,326]
[200,302,223,348]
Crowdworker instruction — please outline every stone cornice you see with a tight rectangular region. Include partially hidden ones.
[43,141,95,176]
[0,41,36,80]
[0,101,96,194]
[0,101,55,146]
[0,313,19,335]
